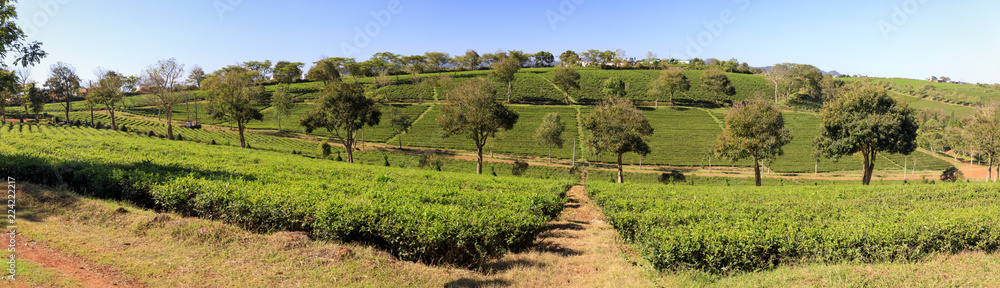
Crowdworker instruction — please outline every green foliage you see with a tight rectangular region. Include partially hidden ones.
[319,142,332,159]
[534,112,565,161]
[1,127,571,266]
[300,83,381,163]
[437,79,519,174]
[714,97,792,186]
[584,97,653,183]
[588,181,1000,274]
[490,57,521,102]
[203,66,264,148]
[701,68,736,105]
[649,68,690,106]
[551,67,581,104]
[602,77,626,98]
[816,83,919,184]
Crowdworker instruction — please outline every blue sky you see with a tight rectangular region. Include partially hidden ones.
[15,0,1000,84]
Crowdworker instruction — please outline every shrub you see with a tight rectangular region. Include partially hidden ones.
[318,142,332,159]
[148,131,156,137]
[120,125,129,133]
[511,160,529,176]
[176,134,184,141]
[658,170,686,184]
[940,167,963,182]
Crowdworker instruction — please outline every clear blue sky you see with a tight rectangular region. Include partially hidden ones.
[15,0,1000,84]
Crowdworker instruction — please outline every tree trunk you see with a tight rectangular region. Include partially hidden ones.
[238,121,247,149]
[507,81,513,103]
[564,92,571,105]
[476,144,484,175]
[107,105,117,131]
[862,149,873,185]
[548,147,552,163]
[166,109,174,140]
[753,157,762,187]
[345,141,355,164]
[774,81,779,104]
[277,112,282,133]
[398,131,403,149]
[988,158,993,182]
[617,152,624,184]
[89,108,94,125]
[669,91,674,105]
[64,96,70,124]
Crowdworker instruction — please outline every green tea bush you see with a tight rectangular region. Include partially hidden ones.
[588,181,1000,274]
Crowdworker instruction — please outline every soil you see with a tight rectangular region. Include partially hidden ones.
[15,235,138,287]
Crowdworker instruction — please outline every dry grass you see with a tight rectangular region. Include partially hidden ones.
[15,183,1000,287]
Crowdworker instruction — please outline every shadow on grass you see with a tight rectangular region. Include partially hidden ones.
[445,278,511,288]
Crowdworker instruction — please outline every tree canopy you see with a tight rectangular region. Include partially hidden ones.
[815,83,918,185]
[300,82,381,164]
[583,97,653,183]
[649,67,690,106]
[552,67,580,104]
[437,79,519,174]
[203,67,264,148]
[714,97,792,186]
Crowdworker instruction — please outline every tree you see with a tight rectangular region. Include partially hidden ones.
[437,79,519,174]
[403,55,427,79]
[273,61,304,84]
[44,62,81,123]
[187,66,206,88]
[533,51,555,67]
[815,84,918,185]
[762,63,791,103]
[602,77,626,98]
[0,69,16,122]
[424,52,451,75]
[300,83,380,163]
[307,58,343,86]
[92,69,125,130]
[701,68,736,105]
[552,67,580,105]
[461,50,481,71]
[203,67,264,148]
[649,67,690,106]
[713,97,792,186]
[917,119,945,153]
[559,50,580,67]
[242,60,273,83]
[143,58,186,140]
[582,50,602,67]
[272,84,294,133]
[369,52,401,76]
[534,112,565,162]
[24,83,45,122]
[507,50,530,67]
[0,0,47,120]
[968,103,1000,182]
[583,97,653,183]
[490,57,520,103]
[388,107,412,148]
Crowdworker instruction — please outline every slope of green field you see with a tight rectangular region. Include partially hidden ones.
[1,125,572,265]
[842,77,1000,107]
[588,181,1000,274]
[123,103,430,142]
[404,105,581,160]
[539,69,774,105]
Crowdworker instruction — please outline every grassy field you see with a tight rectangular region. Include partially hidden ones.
[841,77,1000,107]
[1,125,574,265]
[403,105,582,160]
[587,181,1000,274]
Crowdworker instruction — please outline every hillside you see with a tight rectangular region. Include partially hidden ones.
[842,77,1000,108]
[0,124,574,266]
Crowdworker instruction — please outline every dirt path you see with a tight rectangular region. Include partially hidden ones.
[926,149,990,180]
[16,235,136,287]
[471,182,652,287]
